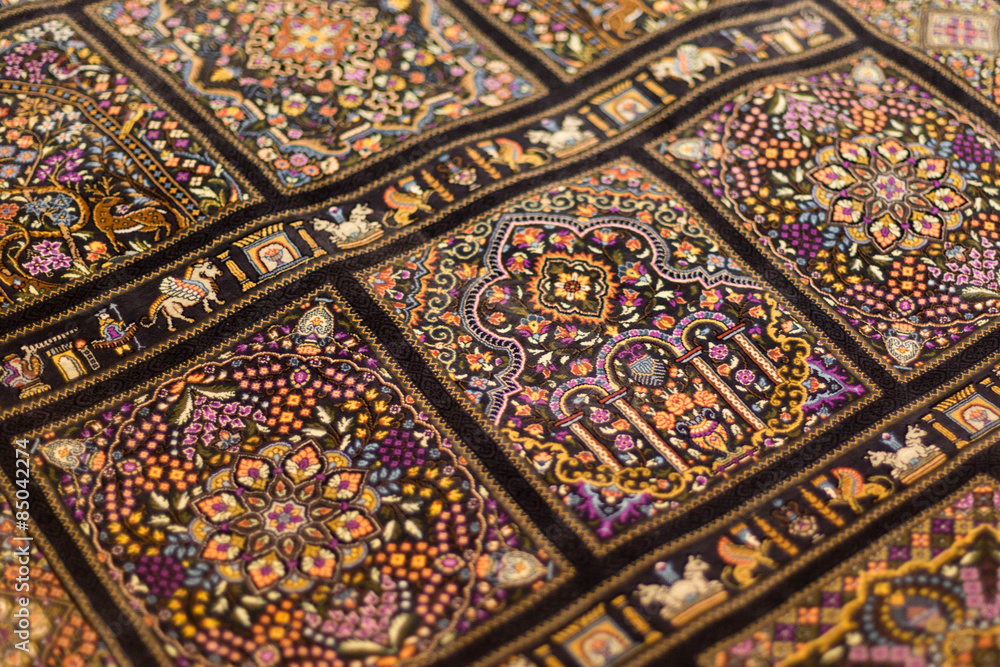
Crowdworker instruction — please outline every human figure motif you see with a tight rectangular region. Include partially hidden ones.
[91,311,138,356]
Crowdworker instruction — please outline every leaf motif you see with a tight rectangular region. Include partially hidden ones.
[383,519,398,541]
[963,287,1000,300]
[174,389,193,426]
[388,613,418,647]
[404,519,422,538]
[315,405,332,424]
[232,607,251,627]
[196,388,236,400]
[150,492,169,510]
[338,640,392,656]
[189,186,218,200]
[771,92,787,116]
[241,596,266,609]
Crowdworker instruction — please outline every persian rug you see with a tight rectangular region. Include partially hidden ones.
[5,0,1000,665]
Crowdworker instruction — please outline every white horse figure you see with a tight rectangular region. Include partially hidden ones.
[867,424,938,479]
[651,45,735,87]
[635,556,724,621]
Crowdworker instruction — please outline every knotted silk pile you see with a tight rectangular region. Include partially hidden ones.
[2,0,1000,665]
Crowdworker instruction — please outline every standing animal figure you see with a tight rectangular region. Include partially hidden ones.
[383,181,434,227]
[93,194,173,253]
[718,533,777,588]
[828,467,894,514]
[602,0,654,40]
[141,260,224,331]
[866,424,941,480]
[486,138,548,173]
[634,556,724,622]
[651,45,735,87]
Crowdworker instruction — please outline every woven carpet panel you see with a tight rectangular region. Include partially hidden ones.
[2,0,1000,665]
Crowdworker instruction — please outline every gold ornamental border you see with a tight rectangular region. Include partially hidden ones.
[646,47,1000,382]
[359,156,879,556]
[476,348,1000,667]
[0,0,70,22]
[12,286,574,667]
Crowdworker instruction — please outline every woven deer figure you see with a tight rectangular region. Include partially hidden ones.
[88,179,174,253]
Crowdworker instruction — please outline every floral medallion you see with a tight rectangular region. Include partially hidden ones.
[659,55,1000,373]
[32,295,559,664]
[0,18,252,311]
[95,0,540,190]
[810,136,970,251]
[363,161,868,544]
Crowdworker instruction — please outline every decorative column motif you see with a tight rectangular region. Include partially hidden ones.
[554,410,623,471]
[677,346,765,430]
[599,388,690,473]
[718,323,784,386]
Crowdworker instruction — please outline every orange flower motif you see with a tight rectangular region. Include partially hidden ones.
[665,392,694,415]
[797,606,820,624]
[570,359,593,376]
[330,510,378,542]
[465,351,492,370]
[693,390,716,408]
[654,411,676,430]
[284,444,326,483]
[592,228,618,245]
